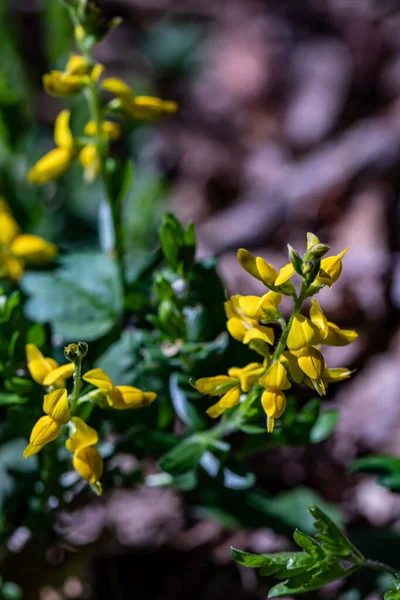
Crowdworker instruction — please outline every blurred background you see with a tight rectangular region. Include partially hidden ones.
[2,0,400,598]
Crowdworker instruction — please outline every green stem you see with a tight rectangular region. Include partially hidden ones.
[70,358,82,416]
[70,9,128,297]
[364,558,400,580]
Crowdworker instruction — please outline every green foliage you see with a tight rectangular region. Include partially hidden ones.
[350,455,400,491]
[160,212,196,278]
[21,253,123,341]
[385,580,400,599]
[232,505,365,597]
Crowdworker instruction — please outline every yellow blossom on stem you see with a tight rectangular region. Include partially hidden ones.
[26,344,74,388]
[225,294,275,356]
[83,368,157,409]
[0,201,57,280]
[287,314,320,351]
[314,247,348,287]
[259,361,292,391]
[261,390,287,433]
[102,77,177,120]
[28,110,77,185]
[237,248,295,291]
[66,417,103,495]
[194,363,264,418]
[23,389,70,457]
[43,54,103,97]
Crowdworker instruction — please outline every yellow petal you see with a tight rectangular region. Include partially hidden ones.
[102,77,134,99]
[298,347,325,379]
[91,64,104,83]
[26,344,54,385]
[323,367,354,383]
[309,299,329,338]
[323,322,358,346]
[1,256,24,281]
[84,120,121,141]
[110,386,157,409]
[206,387,241,418]
[10,234,57,264]
[83,368,114,393]
[226,317,249,341]
[127,96,177,120]
[66,417,98,452]
[259,361,292,390]
[43,363,75,387]
[261,389,286,419]
[79,144,101,183]
[242,326,275,347]
[28,147,75,185]
[281,351,304,384]
[194,375,237,396]
[316,247,348,286]
[228,362,264,392]
[255,257,278,287]
[275,263,295,286]
[0,208,20,246]
[65,54,90,75]
[24,415,60,456]
[237,249,262,281]
[265,291,282,306]
[43,72,85,97]
[54,110,74,149]
[237,295,262,319]
[43,388,70,424]
[73,446,103,486]
[287,314,320,351]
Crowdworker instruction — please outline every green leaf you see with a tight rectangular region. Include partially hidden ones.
[159,435,207,475]
[310,409,339,443]
[232,505,364,598]
[385,580,400,599]
[1,582,23,600]
[169,373,205,431]
[0,393,27,406]
[21,252,123,341]
[350,455,400,491]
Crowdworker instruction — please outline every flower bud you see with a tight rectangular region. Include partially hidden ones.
[287,244,303,275]
[77,341,89,357]
[301,261,314,276]
[304,243,330,261]
[64,343,79,362]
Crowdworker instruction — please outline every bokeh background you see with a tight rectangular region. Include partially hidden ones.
[2,0,400,598]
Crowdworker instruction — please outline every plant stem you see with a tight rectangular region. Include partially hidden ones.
[70,357,82,416]
[364,558,400,580]
[86,79,128,296]
[70,9,128,298]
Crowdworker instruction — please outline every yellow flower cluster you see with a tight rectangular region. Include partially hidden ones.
[0,201,57,281]
[195,233,357,433]
[28,52,177,186]
[23,344,157,494]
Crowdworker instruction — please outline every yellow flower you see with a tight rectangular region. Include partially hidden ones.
[280,351,304,384]
[297,346,325,382]
[259,361,292,391]
[0,201,57,280]
[28,110,76,185]
[225,294,275,356]
[309,299,329,338]
[314,248,348,287]
[23,389,70,457]
[79,121,121,183]
[194,373,239,418]
[102,77,177,120]
[195,362,264,418]
[323,322,358,346]
[303,366,354,394]
[237,249,295,291]
[26,344,74,388]
[43,54,103,97]
[73,447,103,496]
[261,390,286,433]
[66,417,103,495]
[258,361,291,431]
[83,368,157,409]
[287,314,320,351]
